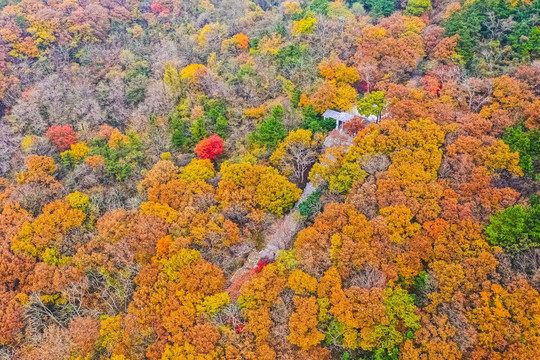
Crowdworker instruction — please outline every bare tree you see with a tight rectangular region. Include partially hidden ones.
[260,213,302,260]
[23,280,97,337]
[0,122,19,176]
[87,266,138,315]
[270,132,322,186]
[357,62,379,93]
[212,302,244,329]
[485,12,516,40]
[460,76,493,113]
[24,293,66,335]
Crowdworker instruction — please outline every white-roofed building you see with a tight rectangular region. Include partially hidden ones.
[323,110,354,130]
[323,108,378,130]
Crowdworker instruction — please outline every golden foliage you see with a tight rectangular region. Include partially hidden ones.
[287,269,318,295]
[181,64,207,81]
[12,200,86,260]
[108,129,129,149]
[140,201,178,223]
[288,296,325,350]
[66,191,90,212]
[293,17,317,36]
[180,159,216,182]
[217,162,301,216]
[243,105,266,120]
[380,205,421,244]
[61,142,89,162]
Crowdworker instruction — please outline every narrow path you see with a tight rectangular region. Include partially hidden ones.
[227,131,354,298]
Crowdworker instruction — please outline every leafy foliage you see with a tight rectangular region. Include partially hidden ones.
[485,204,540,251]
[194,134,224,160]
[250,105,288,149]
[45,125,77,151]
[1,0,540,359]
[357,91,386,122]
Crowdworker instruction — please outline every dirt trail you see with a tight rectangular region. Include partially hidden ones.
[226,131,354,297]
[258,132,354,257]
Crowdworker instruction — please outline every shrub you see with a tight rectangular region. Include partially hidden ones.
[299,190,322,219]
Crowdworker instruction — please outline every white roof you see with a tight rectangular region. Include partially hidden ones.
[323,109,354,122]
[364,114,378,123]
[351,107,377,123]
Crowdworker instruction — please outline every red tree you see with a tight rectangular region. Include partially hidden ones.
[343,116,367,136]
[150,2,168,14]
[45,125,77,151]
[194,134,224,160]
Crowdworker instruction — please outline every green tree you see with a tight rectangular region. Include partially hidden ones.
[485,206,531,252]
[250,105,288,148]
[126,74,148,105]
[371,286,420,354]
[291,89,302,108]
[125,62,149,105]
[357,91,386,122]
[90,132,143,181]
[299,189,322,220]
[441,0,539,66]
[202,98,228,138]
[215,115,228,139]
[362,0,395,18]
[302,105,334,133]
[503,125,540,177]
[504,125,533,175]
[526,205,540,244]
[172,129,187,148]
[404,0,432,16]
[170,112,187,148]
[442,2,485,64]
[310,0,329,15]
[205,98,227,123]
[191,117,207,143]
[277,44,302,70]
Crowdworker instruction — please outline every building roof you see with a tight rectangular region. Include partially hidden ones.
[322,109,355,122]
[364,114,378,123]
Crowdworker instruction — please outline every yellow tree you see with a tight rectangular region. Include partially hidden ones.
[288,296,325,350]
[217,162,301,216]
[11,200,86,263]
[305,56,360,113]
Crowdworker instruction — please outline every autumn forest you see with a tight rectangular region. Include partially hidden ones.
[0,0,540,359]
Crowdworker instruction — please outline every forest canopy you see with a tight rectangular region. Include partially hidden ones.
[0,0,540,359]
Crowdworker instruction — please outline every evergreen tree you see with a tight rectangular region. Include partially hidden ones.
[362,0,395,17]
[170,113,188,148]
[442,3,485,64]
[191,117,207,143]
[291,89,302,108]
[302,105,334,133]
[215,115,228,139]
[299,189,322,220]
[203,98,228,139]
[251,105,288,148]
[310,0,329,15]
[206,98,227,122]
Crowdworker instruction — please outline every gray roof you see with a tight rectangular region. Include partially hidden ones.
[323,109,355,122]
